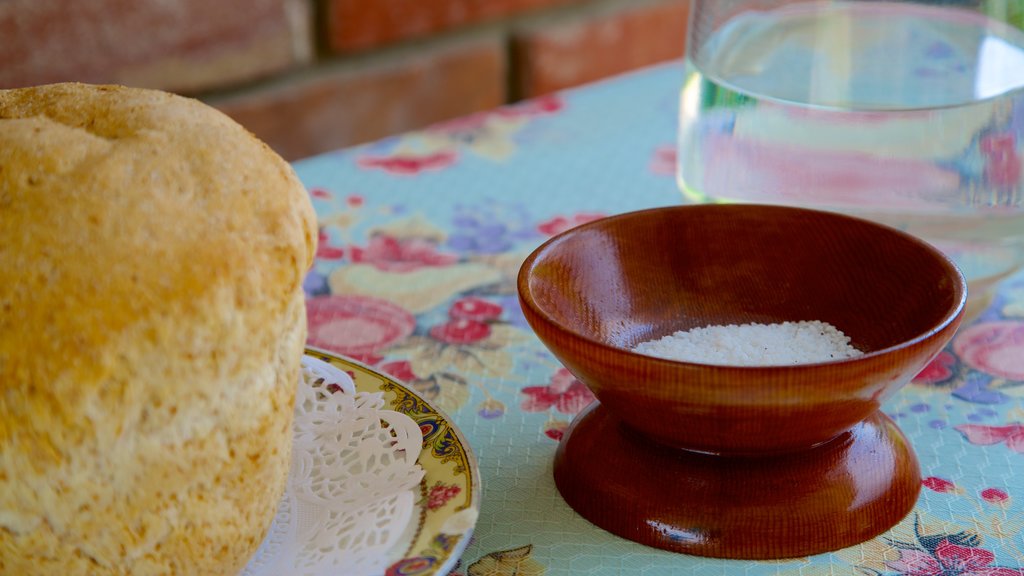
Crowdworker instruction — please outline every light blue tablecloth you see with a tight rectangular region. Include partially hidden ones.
[293,62,1024,575]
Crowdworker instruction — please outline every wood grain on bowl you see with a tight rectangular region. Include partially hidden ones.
[517,204,966,559]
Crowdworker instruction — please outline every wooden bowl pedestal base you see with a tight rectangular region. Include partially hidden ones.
[553,403,921,559]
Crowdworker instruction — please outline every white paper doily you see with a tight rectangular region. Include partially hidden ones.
[242,356,425,576]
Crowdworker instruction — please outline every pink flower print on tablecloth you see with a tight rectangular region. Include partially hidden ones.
[885,539,1024,576]
[649,145,677,176]
[434,94,564,134]
[980,487,1011,506]
[306,295,416,362]
[521,368,596,415]
[358,151,458,175]
[350,234,458,273]
[395,297,516,389]
[537,213,606,236]
[428,296,505,346]
[702,132,960,210]
[981,133,1022,189]
[543,420,569,441]
[922,476,959,494]
[316,228,345,260]
[953,321,1024,381]
[955,423,1024,453]
[493,94,564,118]
[913,351,956,385]
[449,297,503,322]
[429,319,492,346]
[379,360,417,382]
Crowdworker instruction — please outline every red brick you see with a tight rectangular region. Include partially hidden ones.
[0,0,311,94]
[210,37,505,161]
[513,0,689,97]
[325,0,580,53]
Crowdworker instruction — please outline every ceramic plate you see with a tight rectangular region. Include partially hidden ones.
[305,346,481,576]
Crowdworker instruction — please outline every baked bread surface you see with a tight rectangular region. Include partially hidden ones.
[0,83,316,575]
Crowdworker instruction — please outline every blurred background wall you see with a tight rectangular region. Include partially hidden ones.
[0,0,689,161]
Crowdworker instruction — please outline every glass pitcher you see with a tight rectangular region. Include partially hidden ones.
[678,0,1024,316]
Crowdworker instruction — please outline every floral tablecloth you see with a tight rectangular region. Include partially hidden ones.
[292,62,1024,576]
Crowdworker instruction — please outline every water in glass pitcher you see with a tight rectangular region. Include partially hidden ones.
[678,1,1024,305]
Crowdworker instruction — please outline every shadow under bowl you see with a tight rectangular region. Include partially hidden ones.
[517,204,967,559]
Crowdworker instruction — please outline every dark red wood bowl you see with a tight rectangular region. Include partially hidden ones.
[518,204,966,559]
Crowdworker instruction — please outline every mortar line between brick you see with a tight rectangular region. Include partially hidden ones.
[311,0,333,58]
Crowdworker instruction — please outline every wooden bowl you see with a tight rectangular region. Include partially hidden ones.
[517,204,966,558]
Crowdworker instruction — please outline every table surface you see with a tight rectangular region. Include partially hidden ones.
[292,62,1024,575]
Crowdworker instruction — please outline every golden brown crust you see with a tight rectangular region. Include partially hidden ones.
[0,83,316,575]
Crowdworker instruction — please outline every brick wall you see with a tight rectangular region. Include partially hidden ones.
[0,0,689,160]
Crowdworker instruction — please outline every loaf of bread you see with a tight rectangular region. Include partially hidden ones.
[0,84,317,575]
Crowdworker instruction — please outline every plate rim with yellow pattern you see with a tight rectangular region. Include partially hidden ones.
[304,346,481,576]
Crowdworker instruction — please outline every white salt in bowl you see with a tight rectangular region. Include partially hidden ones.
[518,204,966,455]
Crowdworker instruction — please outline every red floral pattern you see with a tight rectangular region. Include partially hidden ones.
[885,540,1024,576]
[380,360,417,382]
[286,63,1024,576]
[981,487,1010,505]
[536,213,606,236]
[955,423,1024,453]
[649,145,677,176]
[922,476,958,493]
[981,133,1022,188]
[316,229,345,260]
[426,482,462,511]
[544,420,569,441]
[358,151,458,175]
[914,351,956,384]
[702,132,960,210]
[521,368,596,415]
[306,295,416,361]
[350,234,458,272]
[432,94,564,135]
[430,319,491,345]
[450,297,502,321]
[953,321,1024,381]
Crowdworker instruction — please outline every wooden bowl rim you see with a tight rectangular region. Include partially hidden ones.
[517,204,967,373]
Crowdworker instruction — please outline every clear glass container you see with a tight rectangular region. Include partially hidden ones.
[679,0,1024,316]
